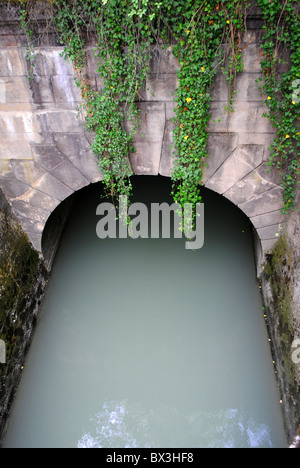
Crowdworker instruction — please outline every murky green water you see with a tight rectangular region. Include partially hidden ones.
[3,177,287,448]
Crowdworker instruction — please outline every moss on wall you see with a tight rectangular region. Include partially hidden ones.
[0,190,47,441]
[264,234,294,355]
[261,226,300,443]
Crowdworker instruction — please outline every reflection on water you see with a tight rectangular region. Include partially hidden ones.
[78,400,273,449]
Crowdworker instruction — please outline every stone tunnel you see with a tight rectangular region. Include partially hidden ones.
[0,4,300,446]
[0,8,288,270]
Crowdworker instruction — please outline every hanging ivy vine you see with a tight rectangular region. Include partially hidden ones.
[49,0,246,225]
[54,0,159,203]
[164,0,245,212]
[11,0,300,221]
[257,0,300,214]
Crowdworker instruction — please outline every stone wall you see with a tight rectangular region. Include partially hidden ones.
[0,188,47,441]
[0,2,299,446]
[261,195,300,443]
[0,3,288,266]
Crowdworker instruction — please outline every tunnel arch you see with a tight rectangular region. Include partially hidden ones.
[41,175,267,275]
[0,41,288,272]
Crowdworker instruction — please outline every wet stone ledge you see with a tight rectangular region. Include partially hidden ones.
[0,188,47,442]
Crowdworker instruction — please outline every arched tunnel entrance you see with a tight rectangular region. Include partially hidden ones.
[3,176,287,448]
[40,175,265,276]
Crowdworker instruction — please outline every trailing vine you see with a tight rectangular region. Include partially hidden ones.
[18,0,56,82]
[54,0,160,203]
[257,0,300,214]
[19,0,40,83]
[52,0,246,226]
[7,0,299,222]
[161,0,246,213]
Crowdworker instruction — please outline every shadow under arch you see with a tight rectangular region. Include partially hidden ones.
[202,183,264,277]
[41,175,263,276]
[42,190,77,271]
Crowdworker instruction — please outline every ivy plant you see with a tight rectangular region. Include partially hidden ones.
[15,0,299,223]
[54,0,246,226]
[257,0,300,213]
[159,0,245,215]
[54,0,156,203]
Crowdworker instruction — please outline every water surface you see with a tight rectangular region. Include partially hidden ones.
[3,177,287,448]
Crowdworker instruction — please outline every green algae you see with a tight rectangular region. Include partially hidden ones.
[0,196,47,440]
[262,231,300,442]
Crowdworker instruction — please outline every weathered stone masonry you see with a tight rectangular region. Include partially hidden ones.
[0,4,299,444]
[0,7,289,267]
[261,197,300,444]
[0,188,47,441]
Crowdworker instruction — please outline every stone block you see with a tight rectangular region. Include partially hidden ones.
[53,133,103,183]
[234,73,262,102]
[32,172,73,201]
[130,141,163,175]
[50,159,90,192]
[0,111,40,133]
[209,101,272,134]
[11,160,46,186]
[257,223,287,241]
[132,102,166,141]
[33,49,74,76]
[0,159,13,178]
[140,74,178,102]
[165,101,177,120]
[241,42,264,74]
[224,162,281,205]
[0,35,20,48]
[0,177,31,198]
[0,133,40,159]
[250,210,287,230]
[86,47,100,76]
[228,102,272,134]
[255,160,282,185]
[159,120,176,177]
[32,144,66,171]
[17,214,45,234]
[31,76,55,104]
[0,50,24,77]
[11,199,51,224]
[203,133,238,183]
[237,132,275,148]
[238,186,284,218]
[225,176,269,206]
[205,144,264,194]
[207,102,230,132]
[0,76,31,103]
[51,75,81,104]
[128,102,166,175]
[14,187,60,213]
[0,103,32,112]
[37,110,84,133]
[149,46,180,75]
[26,231,43,253]
[211,73,230,103]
